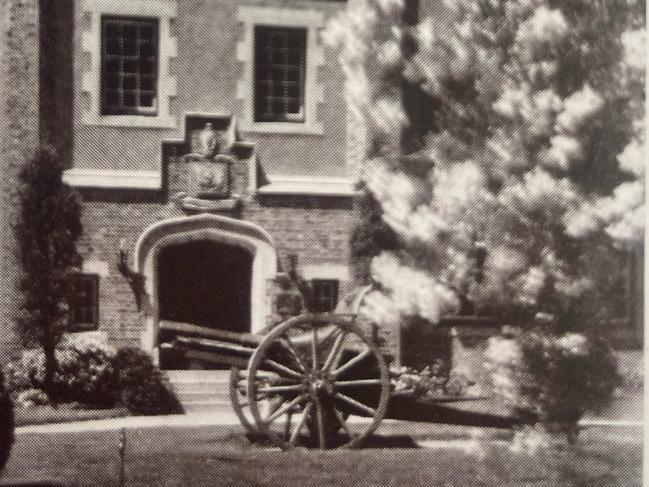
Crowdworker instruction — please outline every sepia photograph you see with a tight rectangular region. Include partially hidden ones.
[0,0,645,485]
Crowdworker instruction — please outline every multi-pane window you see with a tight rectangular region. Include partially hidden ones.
[311,280,339,313]
[67,274,99,332]
[101,16,158,116]
[254,26,306,123]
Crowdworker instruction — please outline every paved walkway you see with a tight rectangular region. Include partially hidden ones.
[15,411,643,436]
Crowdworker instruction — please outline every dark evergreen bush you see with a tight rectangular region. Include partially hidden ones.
[0,367,14,472]
[113,348,183,416]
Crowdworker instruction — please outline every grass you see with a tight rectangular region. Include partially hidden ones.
[13,404,129,427]
[2,423,642,487]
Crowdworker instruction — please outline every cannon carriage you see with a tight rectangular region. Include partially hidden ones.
[165,285,520,449]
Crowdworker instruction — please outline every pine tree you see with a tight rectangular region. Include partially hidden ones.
[328,0,644,331]
[15,147,83,402]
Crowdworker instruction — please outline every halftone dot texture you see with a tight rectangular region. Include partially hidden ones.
[0,0,644,483]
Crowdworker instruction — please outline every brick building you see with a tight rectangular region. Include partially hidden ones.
[1,0,367,366]
[0,0,642,372]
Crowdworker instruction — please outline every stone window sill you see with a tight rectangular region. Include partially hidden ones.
[239,121,324,136]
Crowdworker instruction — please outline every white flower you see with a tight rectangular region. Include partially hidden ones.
[621,29,646,70]
[617,139,645,177]
[557,333,588,356]
[555,84,605,134]
[516,7,569,48]
[517,267,546,304]
[563,206,600,237]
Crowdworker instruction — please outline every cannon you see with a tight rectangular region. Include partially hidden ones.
[164,286,522,449]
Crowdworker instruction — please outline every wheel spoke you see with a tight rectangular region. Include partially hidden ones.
[334,379,383,388]
[263,358,304,381]
[332,348,371,378]
[311,326,319,372]
[315,397,326,449]
[322,330,346,373]
[281,335,307,372]
[289,403,312,445]
[334,392,376,417]
[257,384,305,394]
[265,394,308,424]
[334,408,351,437]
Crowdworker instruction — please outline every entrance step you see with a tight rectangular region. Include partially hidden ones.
[167,370,235,414]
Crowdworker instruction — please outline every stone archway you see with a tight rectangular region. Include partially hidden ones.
[134,214,277,360]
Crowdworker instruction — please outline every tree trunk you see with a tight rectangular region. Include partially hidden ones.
[42,328,59,407]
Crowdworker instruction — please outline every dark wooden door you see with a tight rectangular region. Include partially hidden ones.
[158,240,253,333]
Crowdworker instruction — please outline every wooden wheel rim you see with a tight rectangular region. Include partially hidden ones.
[229,366,259,437]
[246,313,390,450]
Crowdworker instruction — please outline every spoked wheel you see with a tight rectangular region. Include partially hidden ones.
[247,314,390,450]
[229,366,259,438]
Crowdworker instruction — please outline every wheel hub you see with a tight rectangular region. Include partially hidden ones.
[307,372,334,397]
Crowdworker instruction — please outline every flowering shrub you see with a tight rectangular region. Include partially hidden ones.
[485,330,620,436]
[2,334,184,415]
[3,334,120,408]
[391,360,472,398]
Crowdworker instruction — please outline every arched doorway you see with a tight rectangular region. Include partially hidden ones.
[133,214,278,365]
[157,240,253,332]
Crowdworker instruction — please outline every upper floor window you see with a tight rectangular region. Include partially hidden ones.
[254,26,306,123]
[67,274,100,332]
[101,16,159,116]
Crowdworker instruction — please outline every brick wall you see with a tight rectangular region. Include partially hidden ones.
[0,0,40,359]
[76,191,356,350]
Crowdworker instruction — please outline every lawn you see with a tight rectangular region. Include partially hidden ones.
[2,423,642,487]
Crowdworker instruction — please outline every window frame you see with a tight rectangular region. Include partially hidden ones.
[67,273,100,332]
[100,15,160,117]
[253,26,307,124]
[310,279,340,313]
[79,0,177,129]
[236,6,325,135]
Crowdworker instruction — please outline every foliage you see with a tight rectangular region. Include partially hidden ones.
[485,330,621,436]
[15,146,83,401]
[327,0,645,330]
[4,334,120,408]
[350,183,399,283]
[113,348,184,416]
[0,367,14,473]
[391,360,474,397]
[4,337,181,415]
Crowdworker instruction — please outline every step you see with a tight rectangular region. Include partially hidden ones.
[175,391,231,404]
[182,400,234,414]
[166,369,232,382]
[172,380,230,394]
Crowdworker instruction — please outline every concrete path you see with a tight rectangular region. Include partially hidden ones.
[15,411,643,436]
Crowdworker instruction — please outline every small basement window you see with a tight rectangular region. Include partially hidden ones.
[254,26,307,123]
[67,274,99,331]
[311,279,339,313]
[101,16,159,116]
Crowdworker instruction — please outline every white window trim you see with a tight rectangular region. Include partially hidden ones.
[257,175,356,197]
[236,6,325,136]
[79,0,178,129]
[63,168,162,189]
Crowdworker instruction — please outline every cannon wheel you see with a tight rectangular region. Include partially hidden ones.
[229,366,259,438]
[246,314,390,449]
